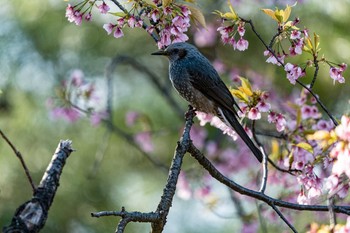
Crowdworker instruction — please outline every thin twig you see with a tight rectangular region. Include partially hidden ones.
[270,205,298,233]
[310,57,319,89]
[259,146,268,193]
[0,129,36,192]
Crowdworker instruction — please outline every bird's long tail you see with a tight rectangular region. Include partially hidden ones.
[219,108,263,163]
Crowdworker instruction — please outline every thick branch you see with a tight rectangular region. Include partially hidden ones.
[3,140,74,233]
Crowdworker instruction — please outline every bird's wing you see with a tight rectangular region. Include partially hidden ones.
[188,68,240,116]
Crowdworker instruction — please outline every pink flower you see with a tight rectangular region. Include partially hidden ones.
[268,112,286,132]
[190,126,207,149]
[316,119,334,131]
[163,6,172,15]
[256,101,271,112]
[326,175,349,198]
[330,63,347,84]
[117,18,125,27]
[284,63,305,84]
[297,191,308,204]
[90,111,108,126]
[237,24,245,36]
[196,111,214,126]
[212,59,226,74]
[177,172,192,200]
[150,9,160,22]
[194,25,217,47]
[73,11,83,26]
[70,69,84,87]
[263,50,285,66]
[135,19,143,28]
[84,12,92,21]
[125,111,139,126]
[127,16,136,28]
[113,26,124,38]
[51,107,81,123]
[103,23,114,35]
[335,115,350,142]
[290,30,301,40]
[134,131,154,153]
[98,2,110,14]
[157,27,172,49]
[180,5,191,17]
[247,107,261,120]
[301,105,321,120]
[65,4,76,22]
[289,38,304,56]
[236,38,249,51]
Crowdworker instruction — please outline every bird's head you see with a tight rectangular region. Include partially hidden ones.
[151,42,197,62]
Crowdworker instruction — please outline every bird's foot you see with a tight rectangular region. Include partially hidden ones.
[185,105,196,121]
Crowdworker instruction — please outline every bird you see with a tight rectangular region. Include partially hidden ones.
[151,42,263,162]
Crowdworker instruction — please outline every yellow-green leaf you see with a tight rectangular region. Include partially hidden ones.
[227,0,238,20]
[162,0,172,7]
[261,8,278,22]
[109,11,127,17]
[239,77,252,92]
[187,5,206,28]
[270,139,280,160]
[283,5,292,22]
[314,33,320,50]
[294,142,314,154]
[230,89,249,102]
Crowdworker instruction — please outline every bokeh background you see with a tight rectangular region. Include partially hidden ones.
[1,0,350,232]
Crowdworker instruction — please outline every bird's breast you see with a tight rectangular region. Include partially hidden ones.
[169,73,217,115]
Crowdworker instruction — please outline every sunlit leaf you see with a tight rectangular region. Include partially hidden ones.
[109,11,127,17]
[294,142,314,154]
[283,5,292,22]
[230,89,249,102]
[187,5,206,28]
[261,8,278,22]
[162,0,172,7]
[270,139,280,160]
[227,0,239,20]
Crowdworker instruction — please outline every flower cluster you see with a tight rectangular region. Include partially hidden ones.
[262,5,347,85]
[47,69,108,126]
[102,1,192,48]
[217,22,249,51]
[329,63,347,84]
[230,77,286,132]
[214,2,249,51]
[65,1,110,25]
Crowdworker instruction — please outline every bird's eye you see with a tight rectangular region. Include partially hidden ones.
[173,48,179,53]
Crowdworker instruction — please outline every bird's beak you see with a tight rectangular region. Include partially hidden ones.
[151,50,168,56]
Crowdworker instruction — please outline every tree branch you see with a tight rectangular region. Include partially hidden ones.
[91,106,196,232]
[3,140,74,233]
[187,143,350,214]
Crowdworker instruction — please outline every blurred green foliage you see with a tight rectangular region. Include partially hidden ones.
[1,0,350,232]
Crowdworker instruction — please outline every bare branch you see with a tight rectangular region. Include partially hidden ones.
[270,205,298,233]
[3,140,74,233]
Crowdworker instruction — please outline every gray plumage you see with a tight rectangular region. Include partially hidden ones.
[152,42,262,162]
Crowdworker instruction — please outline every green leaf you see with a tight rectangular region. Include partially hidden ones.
[109,12,127,17]
[294,142,314,154]
[162,0,172,7]
[187,5,206,28]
